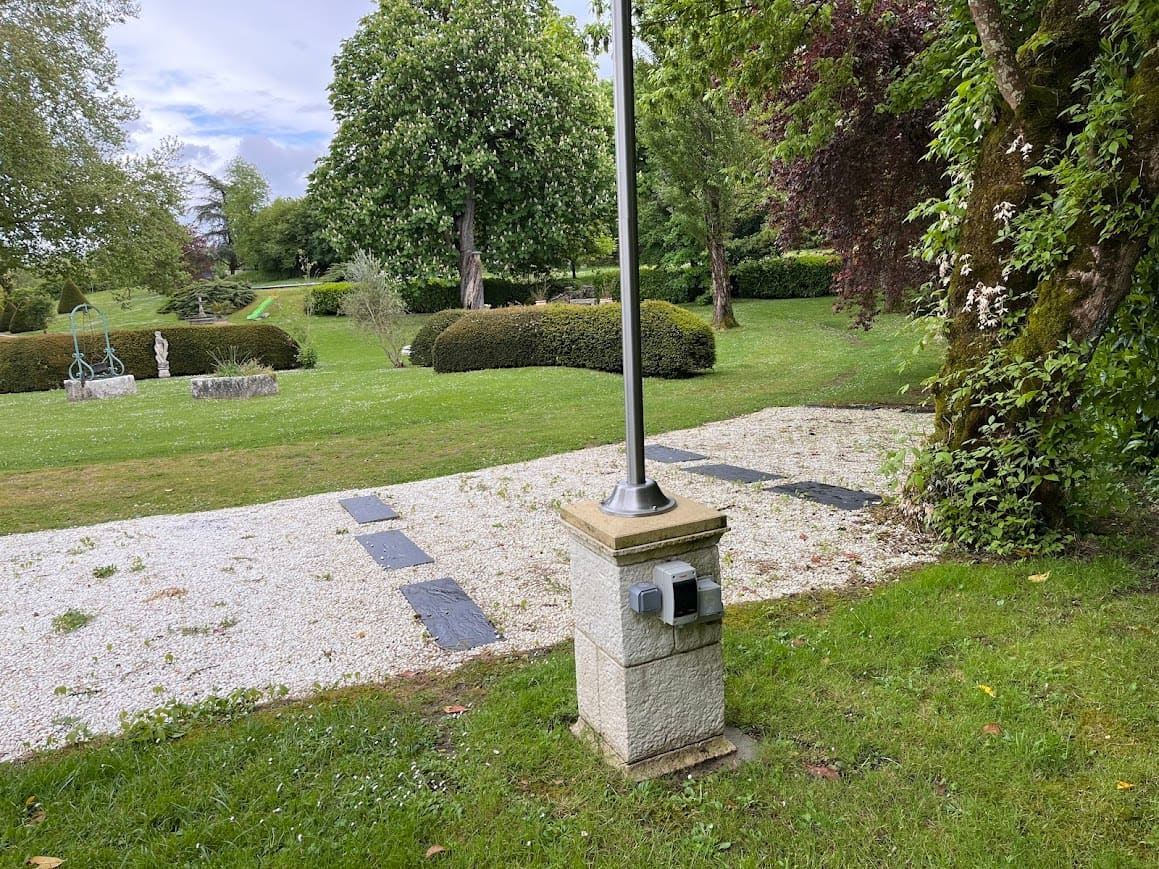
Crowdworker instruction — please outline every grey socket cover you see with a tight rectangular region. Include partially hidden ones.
[697,577,724,622]
[767,481,883,511]
[400,577,501,651]
[628,583,663,615]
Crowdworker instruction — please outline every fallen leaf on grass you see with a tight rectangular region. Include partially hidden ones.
[933,777,949,796]
[982,723,1002,735]
[977,684,996,698]
[1027,571,1051,584]
[1116,781,1135,790]
[26,858,64,868]
[805,763,839,781]
[425,845,447,858]
[443,705,468,715]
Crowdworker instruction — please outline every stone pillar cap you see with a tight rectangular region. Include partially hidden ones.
[560,496,726,552]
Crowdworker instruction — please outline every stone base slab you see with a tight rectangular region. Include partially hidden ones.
[191,373,278,399]
[63,375,136,402]
[572,720,736,781]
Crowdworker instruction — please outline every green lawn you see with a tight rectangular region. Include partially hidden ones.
[2,293,940,533]
[3,551,1155,865]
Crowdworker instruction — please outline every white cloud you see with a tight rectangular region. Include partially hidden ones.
[108,0,601,199]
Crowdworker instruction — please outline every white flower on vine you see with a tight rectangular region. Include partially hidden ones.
[1005,133,1034,160]
[959,254,973,277]
[993,200,1017,224]
[963,281,1009,330]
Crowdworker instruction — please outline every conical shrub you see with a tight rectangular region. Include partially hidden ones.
[57,278,89,314]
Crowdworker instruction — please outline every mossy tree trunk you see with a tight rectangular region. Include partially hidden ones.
[925,0,1159,527]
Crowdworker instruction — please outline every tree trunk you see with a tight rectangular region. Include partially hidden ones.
[921,0,1159,527]
[705,188,738,330]
[455,173,484,309]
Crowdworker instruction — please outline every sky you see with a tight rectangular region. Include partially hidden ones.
[108,0,601,202]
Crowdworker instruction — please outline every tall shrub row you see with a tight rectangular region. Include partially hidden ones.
[0,325,300,394]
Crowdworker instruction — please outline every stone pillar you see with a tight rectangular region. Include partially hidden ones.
[561,497,735,779]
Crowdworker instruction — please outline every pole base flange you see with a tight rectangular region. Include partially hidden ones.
[600,479,677,517]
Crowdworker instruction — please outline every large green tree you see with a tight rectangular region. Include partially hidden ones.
[637,72,761,329]
[310,0,615,308]
[245,196,337,278]
[0,0,139,271]
[193,158,271,274]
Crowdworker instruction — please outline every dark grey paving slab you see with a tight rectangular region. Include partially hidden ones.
[340,495,398,524]
[355,530,433,570]
[400,577,502,651]
[684,463,784,484]
[644,444,709,463]
[768,481,883,511]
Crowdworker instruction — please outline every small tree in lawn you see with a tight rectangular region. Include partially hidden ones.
[340,250,408,368]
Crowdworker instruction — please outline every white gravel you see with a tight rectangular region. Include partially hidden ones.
[0,406,936,762]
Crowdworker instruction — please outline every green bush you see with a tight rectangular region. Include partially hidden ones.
[304,282,353,315]
[0,298,17,331]
[159,279,256,319]
[725,228,781,264]
[398,279,459,314]
[732,254,839,299]
[637,266,706,304]
[8,290,55,333]
[0,324,300,394]
[432,307,552,373]
[432,301,714,378]
[57,278,90,314]
[409,309,467,366]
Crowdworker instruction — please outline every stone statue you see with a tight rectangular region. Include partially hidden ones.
[154,330,170,378]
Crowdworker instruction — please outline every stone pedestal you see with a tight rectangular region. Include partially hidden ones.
[63,375,137,402]
[561,497,734,779]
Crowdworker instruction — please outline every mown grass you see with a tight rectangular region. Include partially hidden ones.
[2,293,939,533]
[3,552,1155,866]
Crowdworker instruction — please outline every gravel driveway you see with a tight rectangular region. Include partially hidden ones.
[0,406,936,762]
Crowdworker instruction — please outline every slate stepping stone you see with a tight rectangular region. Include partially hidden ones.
[340,495,398,524]
[644,444,709,463]
[356,530,433,570]
[768,481,883,511]
[401,577,502,651]
[684,463,784,484]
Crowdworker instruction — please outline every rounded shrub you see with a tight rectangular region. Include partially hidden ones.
[431,301,714,378]
[409,309,467,367]
[57,278,90,314]
[0,324,300,394]
[8,291,55,333]
[432,307,552,373]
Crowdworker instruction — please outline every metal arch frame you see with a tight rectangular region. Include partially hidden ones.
[68,304,125,383]
[599,0,677,518]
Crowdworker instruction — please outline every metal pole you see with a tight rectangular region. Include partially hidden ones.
[600,0,676,518]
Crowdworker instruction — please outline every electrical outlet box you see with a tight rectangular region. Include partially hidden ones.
[628,583,662,615]
[696,577,724,622]
[653,561,700,626]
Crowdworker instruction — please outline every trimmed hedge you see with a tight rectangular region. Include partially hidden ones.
[409,309,467,366]
[57,279,89,314]
[0,324,300,394]
[732,254,839,299]
[310,276,552,316]
[305,282,353,315]
[432,301,714,378]
[432,307,551,373]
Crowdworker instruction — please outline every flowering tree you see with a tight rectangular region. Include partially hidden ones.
[310,0,614,308]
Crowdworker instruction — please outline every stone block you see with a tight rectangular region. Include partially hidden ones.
[63,375,137,402]
[191,373,278,399]
[592,642,725,764]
